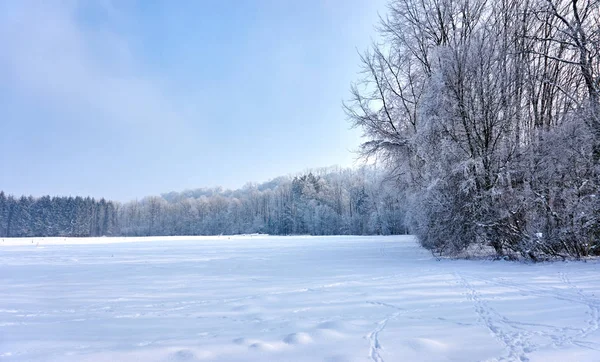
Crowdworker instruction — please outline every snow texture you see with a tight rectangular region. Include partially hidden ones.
[0,235,599,361]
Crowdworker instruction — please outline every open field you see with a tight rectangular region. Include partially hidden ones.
[0,235,599,361]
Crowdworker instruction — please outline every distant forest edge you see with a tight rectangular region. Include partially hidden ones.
[0,167,407,238]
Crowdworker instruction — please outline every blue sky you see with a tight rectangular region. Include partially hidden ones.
[0,0,385,201]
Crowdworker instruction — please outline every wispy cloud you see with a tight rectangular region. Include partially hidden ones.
[0,0,188,135]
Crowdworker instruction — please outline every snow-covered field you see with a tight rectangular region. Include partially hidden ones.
[1,235,599,362]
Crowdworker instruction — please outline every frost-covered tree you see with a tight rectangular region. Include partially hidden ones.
[0,167,407,238]
[347,0,600,259]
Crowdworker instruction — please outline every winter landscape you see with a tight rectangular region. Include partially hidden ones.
[1,235,599,362]
[2,0,600,361]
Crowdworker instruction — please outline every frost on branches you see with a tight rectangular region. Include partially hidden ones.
[346,0,600,260]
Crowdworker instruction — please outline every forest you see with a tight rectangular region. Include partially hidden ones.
[0,167,406,238]
[345,0,600,259]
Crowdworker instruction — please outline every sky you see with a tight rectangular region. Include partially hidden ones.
[0,0,385,201]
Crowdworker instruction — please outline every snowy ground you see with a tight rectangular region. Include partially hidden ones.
[1,235,599,362]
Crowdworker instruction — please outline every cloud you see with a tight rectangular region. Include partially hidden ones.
[0,0,189,136]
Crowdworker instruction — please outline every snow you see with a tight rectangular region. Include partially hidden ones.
[0,235,599,362]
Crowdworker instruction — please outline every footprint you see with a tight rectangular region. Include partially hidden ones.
[248,342,276,351]
[283,332,313,345]
[169,349,196,361]
[233,337,252,345]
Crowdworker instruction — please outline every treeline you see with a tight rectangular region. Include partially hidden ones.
[0,194,118,237]
[0,167,407,237]
[347,0,600,259]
